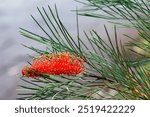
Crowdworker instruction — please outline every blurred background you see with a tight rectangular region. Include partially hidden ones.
[0,0,137,99]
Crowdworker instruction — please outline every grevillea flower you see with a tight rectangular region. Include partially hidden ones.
[22,52,85,78]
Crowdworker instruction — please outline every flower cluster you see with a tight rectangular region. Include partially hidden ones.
[22,52,85,78]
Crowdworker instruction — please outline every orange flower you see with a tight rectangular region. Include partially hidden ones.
[22,52,85,78]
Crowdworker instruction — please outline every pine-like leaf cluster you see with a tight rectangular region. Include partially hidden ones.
[18,0,150,100]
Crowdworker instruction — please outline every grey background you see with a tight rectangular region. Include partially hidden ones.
[0,0,137,99]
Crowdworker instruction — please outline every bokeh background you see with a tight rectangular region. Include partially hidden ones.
[0,0,137,99]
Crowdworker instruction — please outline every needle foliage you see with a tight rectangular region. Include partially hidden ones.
[18,0,150,100]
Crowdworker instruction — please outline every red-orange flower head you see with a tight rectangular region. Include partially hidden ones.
[22,52,85,78]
